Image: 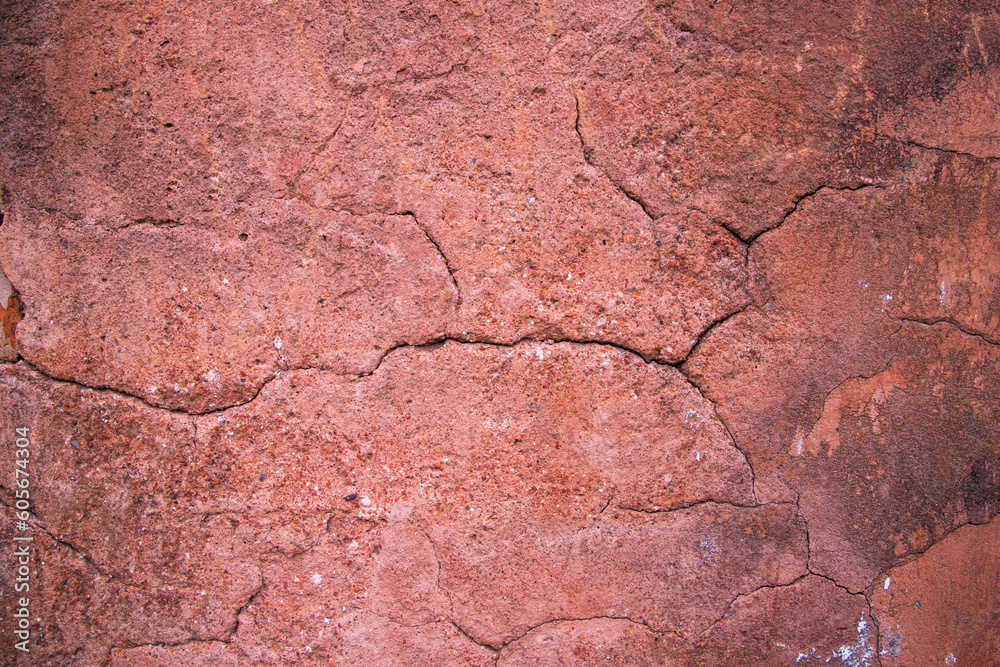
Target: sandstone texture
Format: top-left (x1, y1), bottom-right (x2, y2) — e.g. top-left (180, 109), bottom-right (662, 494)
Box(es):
top-left (1, 0), bottom-right (998, 665)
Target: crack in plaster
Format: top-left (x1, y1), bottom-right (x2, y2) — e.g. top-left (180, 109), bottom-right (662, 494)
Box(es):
top-left (14, 357), bottom-right (278, 417)
top-left (449, 619), bottom-right (502, 656)
top-left (895, 137), bottom-right (1000, 162)
top-left (747, 182), bottom-right (887, 247)
top-left (617, 498), bottom-right (790, 515)
top-left (788, 318), bottom-right (999, 594)
top-left (571, 85), bottom-right (747, 249)
top-left (29, 517), bottom-right (112, 580)
top-left (283, 111), bottom-right (349, 201)
top-left (116, 217), bottom-right (182, 230)
top-left (495, 615), bottom-right (661, 653)
top-left (400, 209), bottom-right (462, 306)
top-left (900, 316), bottom-right (1000, 346)
top-left (227, 579), bottom-right (265, 645)
top-left (699, 572), bottom-right (813, 638)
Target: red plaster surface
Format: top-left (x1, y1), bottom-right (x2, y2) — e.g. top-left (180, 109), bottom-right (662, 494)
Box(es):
top-left (1, 1), bottom-right (998, 665)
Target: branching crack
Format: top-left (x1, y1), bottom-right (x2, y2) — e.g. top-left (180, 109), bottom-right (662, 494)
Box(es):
top-left (571, 85), bottom-right (747, 250)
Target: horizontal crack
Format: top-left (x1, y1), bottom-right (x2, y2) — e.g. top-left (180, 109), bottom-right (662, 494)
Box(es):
top-left (360, 335), bottom-right (674, 381)
top-left (115, 217), bottom-right (182, 230)
top-left (105, 638), bottom-right (230, 656)
top-left (616, 498), bottom-right (793, 515)
top-left (896, 137), bottom-right (999, 162)
top-left (899, 316), bottom-right (999, 346)
top-left (14, 357), bottom-right (279, 417)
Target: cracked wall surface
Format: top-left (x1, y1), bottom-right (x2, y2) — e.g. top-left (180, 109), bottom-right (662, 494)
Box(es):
top-left (0, 0), bottom-right (998, 665)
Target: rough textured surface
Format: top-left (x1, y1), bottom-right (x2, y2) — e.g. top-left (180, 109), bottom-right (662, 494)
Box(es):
top-left (1, 0), bottom-right (998, 665)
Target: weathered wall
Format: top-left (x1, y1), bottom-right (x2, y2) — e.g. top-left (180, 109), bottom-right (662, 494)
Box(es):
top-left (1, 1), bottom-right (998, 665)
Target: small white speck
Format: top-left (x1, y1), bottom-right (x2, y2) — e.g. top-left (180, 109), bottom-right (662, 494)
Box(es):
top-left (359, 497), bottom-right (372, 507)
top-left (203, 369), bottom-right (219, 383)
top-left (311, 574), bottom-right (322, 584)
top-left (945, 654), bottom-right (956, 665)
top-left (222, 277), bottom-right (229, 285)
top-left (884, 577), bottom-right (891, 590)
top-left (696, 451), bottom-right (702, 462)
top-left (181, 286), bottom-right (188, 292)
top-left (274, 337), bottom-right (283, 350)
